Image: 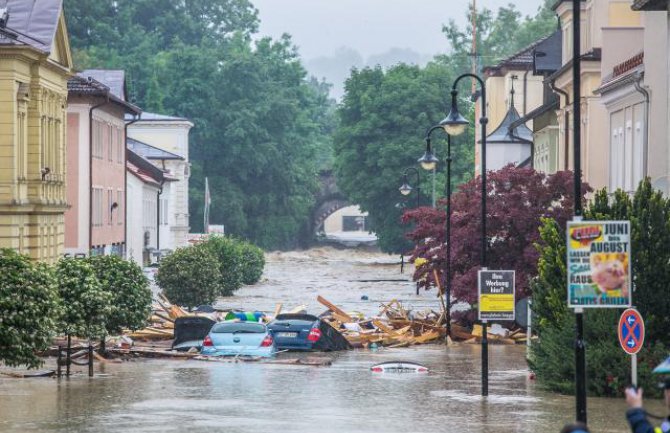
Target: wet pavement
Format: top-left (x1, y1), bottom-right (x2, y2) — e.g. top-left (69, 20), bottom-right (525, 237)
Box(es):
top-left (0, 247), bottom-right (665, 432)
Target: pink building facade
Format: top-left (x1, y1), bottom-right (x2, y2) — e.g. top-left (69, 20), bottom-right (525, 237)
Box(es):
top-left (65, 71), bottom-right (140, 257)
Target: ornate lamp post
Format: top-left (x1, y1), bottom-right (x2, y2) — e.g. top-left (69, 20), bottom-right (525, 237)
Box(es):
top-left (418, 130), bottom-right (453, 341)
top-left (435, 73), bottom-right (489, 397)
top-left (398, 167), bottom-right (421, 208)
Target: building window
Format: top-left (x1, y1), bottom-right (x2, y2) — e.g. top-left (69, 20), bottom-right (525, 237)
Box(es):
top-left (117, 128), bottom-right (124, 163)
top-left (342, 215), bottom-right (367, 232)
top-left (108, 124), bottom-right (113, 161)
top-left (108, 189), bottom-right (114, 225)
top-left (609, 104), bottom-right (645, 193)
top-left (93, 120), bottom-right (103, 159)
top-left (92, 188), bottom-right (103, 226)
top-left (117, 190), bottom-right (123, 225)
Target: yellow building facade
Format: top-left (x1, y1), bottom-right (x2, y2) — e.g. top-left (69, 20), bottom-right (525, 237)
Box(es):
top-left (0, 2), bottom-right (73, 263)
top-left (552, 0), bottom-right (641, 190)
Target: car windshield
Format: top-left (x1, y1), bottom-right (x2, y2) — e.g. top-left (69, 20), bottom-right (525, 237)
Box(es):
top-left (211, 322), bottom-right (266, 334)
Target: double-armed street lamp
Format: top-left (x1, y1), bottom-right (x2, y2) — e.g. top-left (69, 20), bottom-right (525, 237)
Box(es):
top-left (399, 167), bottom-right (421, 208)
top-left (420, 73), bottom-right (489, 396)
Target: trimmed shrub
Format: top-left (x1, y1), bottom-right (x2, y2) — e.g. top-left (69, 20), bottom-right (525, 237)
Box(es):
top-left (155, 246), bottom-right (221, 308)
top-left (87, 255), bottom-right (152, 334)
top-left (56, 258), bottom-right (112, 340)
top-left (0, 249), bottom-right (61, 368)
top-left (239, 241), bottom-right (265, 285)
top-left (201, 236), bottom-right (243, 295)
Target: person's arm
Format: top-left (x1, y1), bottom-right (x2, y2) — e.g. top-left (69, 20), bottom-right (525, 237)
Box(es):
top-left (625, 388), bottom-right (656, 433)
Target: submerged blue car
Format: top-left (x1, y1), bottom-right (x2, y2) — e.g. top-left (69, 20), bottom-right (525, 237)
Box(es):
top-left (267, 313), bottom-right (352, 352)
top-left (201, 321), bottom-right (276, 357)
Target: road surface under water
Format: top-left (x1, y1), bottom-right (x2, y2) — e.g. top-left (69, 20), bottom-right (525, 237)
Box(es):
top-left (0, 247), bottom-right (665, 432)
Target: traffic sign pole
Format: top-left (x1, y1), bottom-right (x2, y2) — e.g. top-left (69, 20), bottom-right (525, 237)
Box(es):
top-left (482, 319), bottom-right (488, 397)
top-left (618, 308), bottom-right (645, 387)
top-left (575, 306), bottom-right (587, 424)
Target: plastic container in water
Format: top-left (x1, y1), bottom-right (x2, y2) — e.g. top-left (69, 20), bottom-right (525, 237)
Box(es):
top-left (224, 311), bottom-right (265, 322)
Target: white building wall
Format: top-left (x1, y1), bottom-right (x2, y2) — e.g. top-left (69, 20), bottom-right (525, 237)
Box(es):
top-left (126, 172), bottom-right (144, 265)
top-left (158, 182), bottom-right (173, 252)
top-left (128, 119), bottom-right (192, 249)
top-left (487, 142), bottom-right (531, 171)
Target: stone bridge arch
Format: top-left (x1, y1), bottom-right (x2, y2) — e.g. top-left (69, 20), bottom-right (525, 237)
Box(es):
top-left (312, 170), bottom-right (350, 236)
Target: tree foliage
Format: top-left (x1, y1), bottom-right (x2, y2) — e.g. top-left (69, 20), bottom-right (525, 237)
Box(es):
top-left (200, 236), bottom-right (265, 295)
top-left (87, 255), bottom-right (152, 334)
top-left (238, 241), bottom-right (266, 285)
top-left (155, 246), bottom-right (222, 308)
top-left (334, 63), bottom-right (474, 253)
top-left (403, 166), bottom-right (588, 313)
top-left (529, 179), bottom-right (670, 396)
top-left (0, 250), bottom-right (61, 368)
top-left (438, 0), bottom-right (558, 74)
top-left (64, 0), bottom-right (336, 250)
top-left (56, 258), bottom-right (112, 340)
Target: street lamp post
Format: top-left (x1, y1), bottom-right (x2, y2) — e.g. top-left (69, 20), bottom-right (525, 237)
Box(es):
top-left (399, 167), bottom-right (422, 289)
top-left (441, 74), bottom-right (489, 397)
top-left (418, 130), bottom-right (453, 341)
top-left (399, 167), bottom-right (421, 208)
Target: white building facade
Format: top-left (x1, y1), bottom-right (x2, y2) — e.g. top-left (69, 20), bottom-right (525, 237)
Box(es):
top-left (127, 113), bottom-right (193, 249)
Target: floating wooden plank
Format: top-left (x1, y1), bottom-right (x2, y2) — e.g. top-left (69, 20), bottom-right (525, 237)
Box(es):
top-left (317, 296), bottom-right (353, 322)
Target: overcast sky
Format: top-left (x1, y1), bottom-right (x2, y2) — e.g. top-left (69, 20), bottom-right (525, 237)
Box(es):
top-left (253, 0), bottom-right (544, 60)
top-left (251, 0), bottom-right (545, 98)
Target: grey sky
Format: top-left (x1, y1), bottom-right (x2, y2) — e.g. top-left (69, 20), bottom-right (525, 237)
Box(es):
top-left (253, 0), bottom-right (544, 60)
top-left (252, 0), bottom-right (544, 98)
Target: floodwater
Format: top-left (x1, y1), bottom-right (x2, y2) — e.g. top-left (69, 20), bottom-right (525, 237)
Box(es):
top-left (0, 247), bottom-right (665, 433)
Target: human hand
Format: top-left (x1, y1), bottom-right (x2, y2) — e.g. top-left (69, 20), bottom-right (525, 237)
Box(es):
top-left (625, 387), bottom-right (643, 409)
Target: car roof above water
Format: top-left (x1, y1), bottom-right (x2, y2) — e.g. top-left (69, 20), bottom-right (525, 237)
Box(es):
top-left (211, 321), bottom-right (267, 333)
top-left (274, 313), bottom-right (319, 322)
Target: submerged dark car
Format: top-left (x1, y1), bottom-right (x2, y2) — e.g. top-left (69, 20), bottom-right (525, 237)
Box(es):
top-left (267, 313), bottom-right (351, 352)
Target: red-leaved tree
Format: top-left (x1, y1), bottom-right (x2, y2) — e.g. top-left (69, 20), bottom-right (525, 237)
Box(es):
top-left (402, 165), bottom-right (590, 313)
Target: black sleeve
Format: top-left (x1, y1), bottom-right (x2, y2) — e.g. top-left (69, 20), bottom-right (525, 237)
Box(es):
top-left (626, 408), bottom-right (656, 433)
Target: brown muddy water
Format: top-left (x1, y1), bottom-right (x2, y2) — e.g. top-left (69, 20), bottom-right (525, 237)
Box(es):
top-left (0, 248), bottom-right (665, 432)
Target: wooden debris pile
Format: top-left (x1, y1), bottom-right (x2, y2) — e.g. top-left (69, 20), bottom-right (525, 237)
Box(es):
top-left (123, 294), bottom-right (223, 342)
top-left (462, 324), bottom-right (530, 345)
top-left (317, 295), bottom-right (449, 348)
top-left (317, 294), bottom-right (530, 348)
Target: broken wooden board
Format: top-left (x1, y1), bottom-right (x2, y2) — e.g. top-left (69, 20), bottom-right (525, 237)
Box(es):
top-left (317, 296), bottom-right (353, 322)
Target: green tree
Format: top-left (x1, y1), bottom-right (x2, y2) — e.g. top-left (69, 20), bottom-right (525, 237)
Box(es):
top-left (530, 179), bottom-right (670, 397)
top-left (87, 255), bottom-right (152, 335)
top-left (333, 63), bottom-right (474, 253)
top-left (64, 1), bottom-right (334, 249)
top-left (56, 258), bottom-right (112, 340)
top-left (178, 36), bottom-right (331, 248)
top-left (0, 250), bottom-right (61, 368)
top-left (439, 0), bottom-right (558, 74)
top-left (155, 246), bottom-right (221, 308)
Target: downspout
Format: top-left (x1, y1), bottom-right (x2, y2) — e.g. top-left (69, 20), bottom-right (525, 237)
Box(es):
top-left (523, 68), bottom-right (531, 116)
top-left (89, 95), bottom-right (110, 254)
top-left (157, 181), bottom-right (164, 255)
top-left (633, 73), bottom-right (650, 179)
top-left (550, 79), bottom-right (570, 170)
top-left (124, 114), bottom-right (141, 258)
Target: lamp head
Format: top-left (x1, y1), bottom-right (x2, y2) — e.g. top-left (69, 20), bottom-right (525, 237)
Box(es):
top-left (418, 138), bottom-right (439, 171)
top-left (399, 181), bottom-right (412, 196)
top-left (440, 89), bottom-right (469, 136)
